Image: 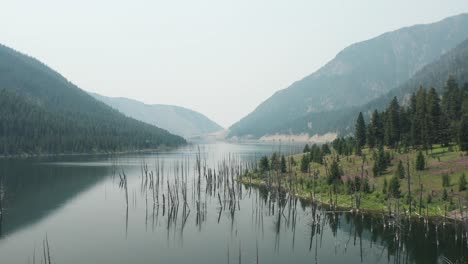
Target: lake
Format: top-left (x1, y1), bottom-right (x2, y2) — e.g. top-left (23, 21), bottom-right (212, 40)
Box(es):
top-left (0, 142), bottom-right (466, 264)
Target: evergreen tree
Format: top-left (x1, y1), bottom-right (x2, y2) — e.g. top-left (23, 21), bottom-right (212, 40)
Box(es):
top-left (382, 178), bottom-right (388, 195)
top-left (310, 144), bottom-right (323, 164)
top-left (271, 152), bottom-right (279, 171)
top-left (416, 151), bottom-right (425, 171)
top-left (259, 156), bottom-right (269, 173)
top-left (395, 160), bottom-right (405, 179)
top-left (300, 154), bottom-right (310, 173)
top-left (442, 174), bottom-right (450, 187)
top-left (321, 143), bottom-right (331, 155)
top-left (328, 159), bottom-right (343, 185)
top-left (398, 108), bottom-right (411, 148)
top-left (355, 112), bottom-right (366, 151)
top-left (375, 110), bottom-right (385, 146)
top-left (373, 146), bottom-right (389, 176)
top-left (442, 76), bottom-right (462, 122)
top-left (442, 188), bottom-right (448, 201)
top-left (442, 76), bottom-right (463, 142)
top-left (459, 101), bottom-right (468, 151)
top-left (459, 115), bottom-right (468, 152)
top-left (303, 144), bottom-right (310, 153)
top-left (280, 155), bottom-right (287, 173)
top-left (439, 110), bottom-right (451, 147)
top-left (388, 176), bottom-right (401, 198)
top-left (363, 177), bottom-right (371, 193)
top-left (427, 87), bottom-right (441, 147)
top-left (414, 87), bottom-right (429, 149)
top-left (384, 97), bottom-right (401, 147)
top-left (458, 173), bottom-right (467, 192)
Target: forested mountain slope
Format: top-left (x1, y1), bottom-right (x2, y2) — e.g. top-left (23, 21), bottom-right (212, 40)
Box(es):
top-left (0, 44), bottom-right (185, 155)
top-left (278, 37), bottom-right (468, 138)
top-left (229, 13), bottom-right (468, 139)
top-left (91, 93), bottom-right (223, 139)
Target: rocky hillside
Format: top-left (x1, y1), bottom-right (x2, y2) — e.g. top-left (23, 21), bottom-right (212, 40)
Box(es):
top-left (229, 13), bottom-right (468, 139)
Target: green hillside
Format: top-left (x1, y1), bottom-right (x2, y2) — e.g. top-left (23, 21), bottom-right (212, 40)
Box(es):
top-left (0, 44), bottom-right (185, 156)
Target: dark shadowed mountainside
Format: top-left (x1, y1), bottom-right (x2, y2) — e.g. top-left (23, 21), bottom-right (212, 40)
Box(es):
top-left (0, 44), bottom-right (185, 155)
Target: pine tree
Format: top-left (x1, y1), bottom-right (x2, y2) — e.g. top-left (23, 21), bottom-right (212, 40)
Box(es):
top-left (439, 110), bottom-right (451, 147)
top-left (442, 188), bottom-right (448, 201)
top-left (328, 160), bottom-right (342, 185)
top-left (355, 112), bottom-right (366, 152)
top-left (363, 177), bottom-right (371, 193)
top-left (321, 143), bottom-right (331, 155)
top-left (280, 155), bottom-right (287, 173)
top-left (427, 87), bottom-right (441, 147)
top-left (300, 154), bottom-right (310, 173)
top-left (442, 174), bottom-right (450, 187)
top-left (384, 97), bottom-right (401, 147)
top-left (416, 151), bottom-right (425, 171)
top-left (414, 87), bottom-right (429, 149)
top-left (388, 176), bottom-right (401, 198)
top-left (303, 144), bottom-right (310, 153)
top-left (459, 101), bottom-right (468, 151)
top-left (382, 178), bottom-right (388, 195)
top-left (442, 76), bottom-right (463, 142)
top-left (271, 152), bottom-right (279, 172)
top-left (395, 160), bottom-right (405, 179)
top-left (460, 115), bottom-right (468, 152)
top-left (442, 76), bottom-right (462, 121)
top-left (259, 156), bottom-right (269, 173)
top-left (458, 173), bottom-right (467, 192)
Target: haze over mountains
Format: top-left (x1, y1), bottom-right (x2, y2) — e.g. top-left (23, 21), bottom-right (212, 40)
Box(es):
top-left (2, 12), bottom-right (468, 156)
top-left (228, 13), bottom-right (468, 140)
top-left (269, 37), bottom-right (468, 138)
top-left (0, 44), bottom-right (185, 155)
top-left (91, 93), bottom-right (223, 139)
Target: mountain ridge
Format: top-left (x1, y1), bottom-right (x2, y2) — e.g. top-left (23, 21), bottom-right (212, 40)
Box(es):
top-left (90, 93), bottom-right (223, 139)
top-left (228, 13), bottom-right (468, 139)
top-left (0, 43), bottom-right (185, 155)
top-left (272, 36), bottom-right (468, 139)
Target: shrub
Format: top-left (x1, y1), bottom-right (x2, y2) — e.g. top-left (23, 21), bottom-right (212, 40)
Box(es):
top-left (426, 194), bottom-right (432, 204)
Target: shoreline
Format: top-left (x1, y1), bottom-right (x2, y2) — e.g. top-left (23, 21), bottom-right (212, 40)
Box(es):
top-left (239, 177), bottom-right (464, 222)
top-left (0, 144), bottom-right (188, 160)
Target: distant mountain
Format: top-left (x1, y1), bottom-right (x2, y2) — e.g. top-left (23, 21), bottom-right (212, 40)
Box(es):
top-left (0, 44), bottom-right (185, 155)
top-left (229, 13), bottom-right (468, 139)
top-left (277, 36), bottom-right (468, 138)
top-left (90, 93), bottom-right (223, 139)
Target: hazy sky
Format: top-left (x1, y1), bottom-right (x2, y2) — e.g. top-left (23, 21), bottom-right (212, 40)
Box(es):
top-left (1, 1), bottom-right (468, 127)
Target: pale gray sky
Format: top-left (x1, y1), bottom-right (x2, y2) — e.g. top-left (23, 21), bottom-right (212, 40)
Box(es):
top-left (1, 1), bottom-right (468, 127)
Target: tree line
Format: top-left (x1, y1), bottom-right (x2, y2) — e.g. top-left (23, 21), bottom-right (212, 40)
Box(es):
top-left (354, 76), bottom-right (468, 153)
top-left (0, 89), bottom-right (185, 156)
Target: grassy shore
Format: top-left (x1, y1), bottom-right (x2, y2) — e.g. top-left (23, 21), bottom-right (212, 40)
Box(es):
top-left (240, 145), bottom-right (468, 220)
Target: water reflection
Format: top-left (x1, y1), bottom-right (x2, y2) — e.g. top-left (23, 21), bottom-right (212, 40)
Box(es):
top-left (0, 159), bottom-right (108, 238)
top-left (0, 143), bottom-right (466, 264)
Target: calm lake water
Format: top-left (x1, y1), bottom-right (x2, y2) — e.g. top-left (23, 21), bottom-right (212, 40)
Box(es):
top-left (0, 142), bottom-right (466, 264)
